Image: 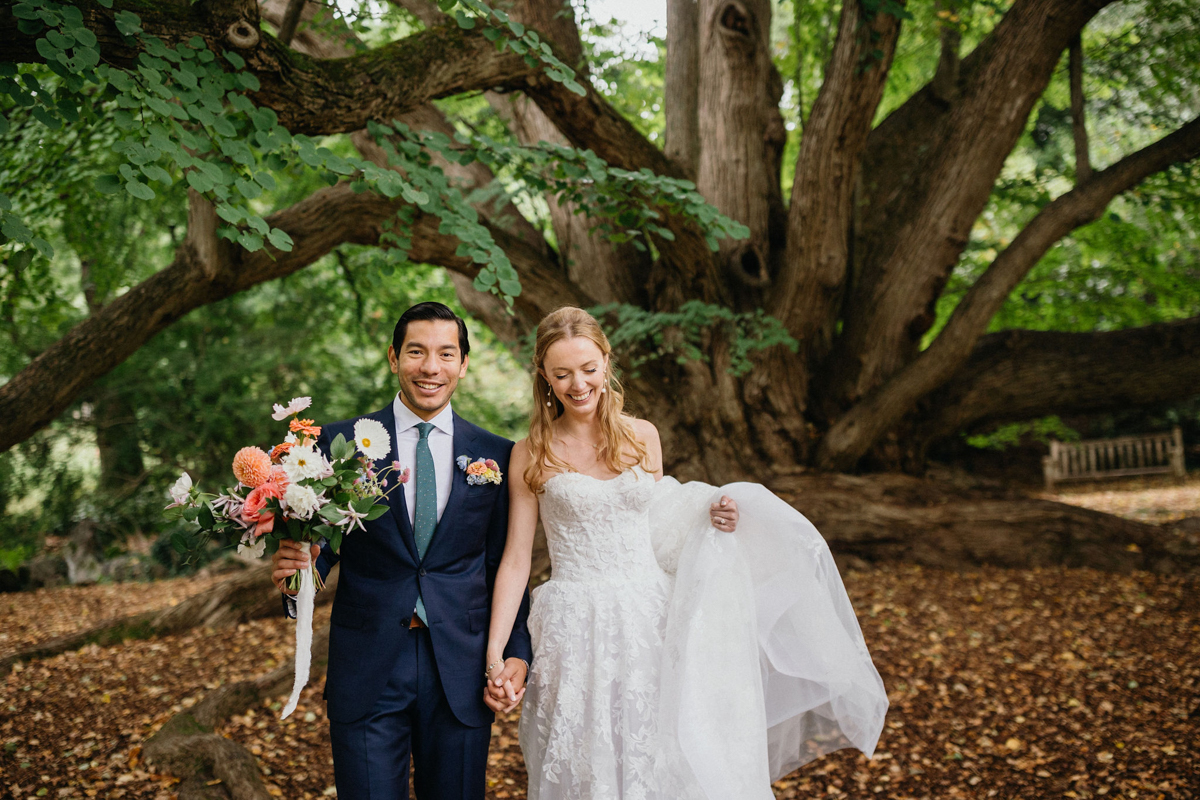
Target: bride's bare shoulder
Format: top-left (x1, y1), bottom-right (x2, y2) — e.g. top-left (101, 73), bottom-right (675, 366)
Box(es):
top-left (627, 418), bottom-right (664, 476)
top-left (628, 417), bottom-right (660, 444)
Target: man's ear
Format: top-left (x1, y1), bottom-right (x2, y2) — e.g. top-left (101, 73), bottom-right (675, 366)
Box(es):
top-left (458, 354), bottom-right (470, 379)
top-left (387, 344), bottom-right (399, 375)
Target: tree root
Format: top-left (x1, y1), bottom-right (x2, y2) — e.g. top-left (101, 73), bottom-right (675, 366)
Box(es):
top-left (142, 624), bottom-right (332, 799)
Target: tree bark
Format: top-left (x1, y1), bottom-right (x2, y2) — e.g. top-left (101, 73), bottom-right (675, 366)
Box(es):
top-left (0, 0), bottom-right (543, 136)
top-left (773, 0), bottom-right (904, 368)
top-left (826, 0), bottom-right (1115, 411)
top-left (817, 116), bottom-right (1200, 470)
top-left (695, 0), bottom-right (787, 299)
top-left (1069, 34), bottom-right (1092, 183)
top-left (913, 316), bottom-right (1200, 451)
top-left (664, 0), bottom-right (700, 178)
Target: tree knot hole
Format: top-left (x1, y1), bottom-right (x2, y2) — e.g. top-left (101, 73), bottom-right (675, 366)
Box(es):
top-left (728, 243), bottom-right (770, 288)
top-left (716, 2), bottom-right (753, 40)
top-left (226, 20), bottom-right (260, 49)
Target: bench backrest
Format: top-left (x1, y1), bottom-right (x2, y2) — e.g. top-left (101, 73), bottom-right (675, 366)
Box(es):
top-left (1044, 427), bottom-right (1184, 487)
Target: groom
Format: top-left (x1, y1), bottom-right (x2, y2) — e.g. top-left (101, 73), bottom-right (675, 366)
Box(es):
top-left (272, 301), bottom-right (532, 798)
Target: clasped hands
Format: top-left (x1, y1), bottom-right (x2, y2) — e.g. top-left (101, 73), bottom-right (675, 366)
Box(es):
top-left (483, 657), bottom-right (527, 714)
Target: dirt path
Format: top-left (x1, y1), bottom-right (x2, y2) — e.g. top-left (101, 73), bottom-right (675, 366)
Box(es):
top-left (2, 564), bottom-right (1197, 799)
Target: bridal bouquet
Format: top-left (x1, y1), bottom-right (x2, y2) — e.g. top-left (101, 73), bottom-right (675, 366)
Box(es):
top-left (164, 396), bottom-right (399, 718)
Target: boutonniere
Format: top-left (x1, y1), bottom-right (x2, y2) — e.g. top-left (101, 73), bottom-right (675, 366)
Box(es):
top-left (456, 454), bottom-right (503, 486)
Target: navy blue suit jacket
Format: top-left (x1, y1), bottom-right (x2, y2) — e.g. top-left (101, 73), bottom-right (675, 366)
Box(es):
top-left (308, 403), bottom-right (533, 726)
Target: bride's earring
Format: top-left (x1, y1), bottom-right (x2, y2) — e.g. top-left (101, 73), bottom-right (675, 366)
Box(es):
top-left (546, 385), bottom-right (553, 407)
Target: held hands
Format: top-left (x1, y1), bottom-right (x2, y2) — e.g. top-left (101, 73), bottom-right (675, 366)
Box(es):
top-left (709, 496), bottom-right (739, 532)
top-left (483, 657), bottom-right (528, 714)
top-left (271, 539), bottom-right (321, 595)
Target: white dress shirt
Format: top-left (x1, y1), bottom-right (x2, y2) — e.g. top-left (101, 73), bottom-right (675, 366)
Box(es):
top-left (392, 394), bottom-right (455, 527)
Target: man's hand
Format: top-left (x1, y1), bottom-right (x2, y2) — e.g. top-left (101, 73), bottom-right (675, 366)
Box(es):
top-left (483, 658), bottom-right (527, 714)
top-left (272, 539), bottom-right (320, 595)
top-left (710, 496), bottom-right (739, 532)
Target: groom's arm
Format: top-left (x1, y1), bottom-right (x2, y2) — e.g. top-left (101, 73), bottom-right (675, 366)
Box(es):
top-left (487, 442), bottom-right (533, 665)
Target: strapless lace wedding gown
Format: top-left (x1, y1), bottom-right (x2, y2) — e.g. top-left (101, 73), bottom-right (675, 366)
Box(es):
top-left (519, 468), bottom-right (888, 800)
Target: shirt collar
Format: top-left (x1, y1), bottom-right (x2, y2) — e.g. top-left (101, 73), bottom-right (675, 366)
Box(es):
top-left (392, 393), bottom-right (454, 436)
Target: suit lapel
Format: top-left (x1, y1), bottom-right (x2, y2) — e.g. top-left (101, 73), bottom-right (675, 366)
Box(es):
top-left (367, 402), bottom-right (419, 562)
top-left (428, 413), bottom-right (479, 555)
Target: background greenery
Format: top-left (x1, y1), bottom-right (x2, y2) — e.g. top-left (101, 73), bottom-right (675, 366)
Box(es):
top-left (1, 0), bottom-right (1198, 571)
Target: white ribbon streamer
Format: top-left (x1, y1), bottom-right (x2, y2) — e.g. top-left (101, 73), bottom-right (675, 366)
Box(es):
top-left (280, 566), bottom-right (315, 719)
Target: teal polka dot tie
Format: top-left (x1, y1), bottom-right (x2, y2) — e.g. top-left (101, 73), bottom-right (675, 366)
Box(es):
top-left (413, 422), bottom-right (436, 625)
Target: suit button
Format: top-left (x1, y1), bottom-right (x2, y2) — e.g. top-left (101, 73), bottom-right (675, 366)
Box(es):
top-left (419, 569), bottom-right (427, 576)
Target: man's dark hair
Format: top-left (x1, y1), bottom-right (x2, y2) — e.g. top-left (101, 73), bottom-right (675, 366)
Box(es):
top-left (392, 302), bottom-right (471, 359)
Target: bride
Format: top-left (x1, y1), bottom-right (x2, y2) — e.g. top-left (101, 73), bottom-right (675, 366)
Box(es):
top-left (484, 307), bottom-right (888, 800)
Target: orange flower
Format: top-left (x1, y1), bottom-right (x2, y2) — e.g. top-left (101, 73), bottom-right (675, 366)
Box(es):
top-left (270, 441), bottom-right (296, 463)
top-left (466, 461), bottom-right (488, 476)
top-left (270, 465), bottom-right (290, 491)
top-left (289, 418), bottom-right (321, 438)
top-left (232, 446), bottom-right (273, 488)
top-left (242, 481), bottom-right (284, 538)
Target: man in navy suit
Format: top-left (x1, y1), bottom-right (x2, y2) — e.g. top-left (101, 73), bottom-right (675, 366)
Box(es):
top-left (272, 302), bottom-right (532, 799)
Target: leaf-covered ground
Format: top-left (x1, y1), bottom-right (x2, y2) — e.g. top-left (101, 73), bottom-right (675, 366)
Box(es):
top-left (3, 561), bottom-right (1196, 799)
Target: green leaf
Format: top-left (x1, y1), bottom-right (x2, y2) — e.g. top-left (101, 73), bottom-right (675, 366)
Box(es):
top-left (330, 433), bottom-right (351, 460)
top-left (32, 237), bottom-right (53, 258)
top-left (318, 504), bottom-right (343, 522)
top-left (113, 10), bottom-right (142, 37)
top-left (365, 504), bottom-right (388, 521)
top-left (171, 532), bottom-right (189, 554)
top-left (267, 227), bottom-right (293, 251)
top-left (237, 72), bottom-right (261, 91)
top-left (124, 180), bottom-right (156, 201)
top-left (224, 50), bottom-right (246, 69)
top-left (237, 231), bottom-right (264, 251)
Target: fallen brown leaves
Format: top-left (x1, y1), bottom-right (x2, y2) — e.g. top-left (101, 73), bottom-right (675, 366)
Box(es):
top-left (2, 565), bottom-right (1197, 799)
top-left (0, 575), bottom-right (227, 655)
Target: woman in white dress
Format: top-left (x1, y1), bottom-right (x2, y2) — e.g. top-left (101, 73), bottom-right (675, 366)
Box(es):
top-left (484, 307), bottom-right (888, 800)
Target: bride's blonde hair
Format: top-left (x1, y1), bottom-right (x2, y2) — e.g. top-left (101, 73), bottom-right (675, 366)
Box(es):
top-left (525, 307), bottom-right (650, 493)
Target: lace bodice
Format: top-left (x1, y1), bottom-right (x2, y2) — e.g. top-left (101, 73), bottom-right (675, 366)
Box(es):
top-left (539, 467), bottom-right (662, 584)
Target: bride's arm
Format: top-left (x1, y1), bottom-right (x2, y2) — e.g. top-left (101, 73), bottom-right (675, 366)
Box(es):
top-left (485, 440), bottom-right (538, 708)
top-left (633, 418), bottom-right (738, 531)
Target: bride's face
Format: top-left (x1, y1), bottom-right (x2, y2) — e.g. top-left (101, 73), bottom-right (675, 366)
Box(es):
top-left (543, 336), bottom-right (607, 419)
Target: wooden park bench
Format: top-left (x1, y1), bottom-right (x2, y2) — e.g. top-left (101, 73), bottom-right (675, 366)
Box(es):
top-left (1043, 427), bottom-right (1185, 490)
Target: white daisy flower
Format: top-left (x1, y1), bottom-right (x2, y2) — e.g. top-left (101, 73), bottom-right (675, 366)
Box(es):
top-left (271, 396), bottom-right (312, 421)
top-left (282, 444), bottom-right (325, 482)
top-left (284, 483), bottom-right (322, 520)
top-left (354, 418), bottom-right (391, 461)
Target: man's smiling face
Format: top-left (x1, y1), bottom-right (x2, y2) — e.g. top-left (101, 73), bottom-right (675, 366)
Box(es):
top-left (388, 319), bottom-right (469, 420)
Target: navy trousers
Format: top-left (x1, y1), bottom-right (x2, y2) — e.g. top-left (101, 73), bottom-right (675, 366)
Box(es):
top-left (329, 625), bottom-right (491, 799)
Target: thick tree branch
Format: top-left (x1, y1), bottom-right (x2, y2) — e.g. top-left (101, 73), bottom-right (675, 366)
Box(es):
top-left (1069, 34), bottom-right (1092, 182)
top-left (815, 116), bottom-right (1200, 470)
top-left (915, 316), bottom-right (1200, 448)
top-left (520, 76), bottom-right (685, 180)
top-left (772, 2), bottom-right (904, 352)
top-left (827, 0), bottom-right (1115, 408)
top-left (0, 0), bottom-right (540, 136)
